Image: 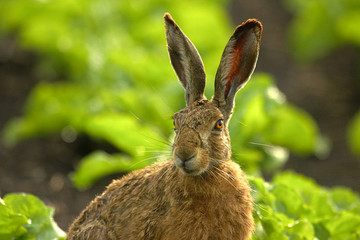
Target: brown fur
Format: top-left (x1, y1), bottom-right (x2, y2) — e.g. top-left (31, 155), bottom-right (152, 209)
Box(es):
top-left (67, 13), bottom-right (262, 240)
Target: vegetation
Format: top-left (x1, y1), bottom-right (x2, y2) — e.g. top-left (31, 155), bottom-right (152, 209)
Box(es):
top-left (2, 174), bottom-right (359, 240)
top-left (251, 172), bottom-right (360, 239)
top-left (283, 0), bottom-right (360, 156)
top-left (0, 0), bottom-right (359, 239)
top-left (0, 0), bottom-right (325, 188)
top-left (0, 193), bottom-right (66, 240)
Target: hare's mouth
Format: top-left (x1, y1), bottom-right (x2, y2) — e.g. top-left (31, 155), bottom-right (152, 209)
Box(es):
top-left (173, 155), bottom-right (207, 176)
top-left (182, 168), bottom-right (196, 175)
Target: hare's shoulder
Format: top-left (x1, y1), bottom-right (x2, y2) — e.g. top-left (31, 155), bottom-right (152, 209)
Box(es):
top-left (67, 160), bottom-right (173, 239)
top-left (102, 159), bottom-right (173, 199)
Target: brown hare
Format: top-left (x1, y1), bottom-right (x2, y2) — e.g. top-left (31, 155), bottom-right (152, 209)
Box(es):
top-left (67, 13), bottom-right (262, 240)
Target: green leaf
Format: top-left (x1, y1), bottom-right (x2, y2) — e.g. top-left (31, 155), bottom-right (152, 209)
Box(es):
top-left (71, 151), bottom-right (159, 189)
top-left (271, 184), bottom-right (306, 218)
top-left (4, 194), bottom-right (52, 234)
top-left (266, 105), bottom-right (319, 154)
top-left (272, 171), bottom-right (319, 195)
top-left (273, 172), bottom-right (336, 220)
top-left (2, 83), bottom-right (90, 146)
top-left (1, 193), bottom-right (66, 240)
top-left (0, 198), bottom-right (28, 239)
top-left (323, 211), bottom-right (360, 239)
top-left (84, 113), bottom-right (166, 157)
top-left (251, 172), bottom-right (360, 239)
top-left (249, 176), bottom-right (275, 207)
top-left (331, 187), bottom-right (360, 213)
top-left (314, 223), bottom-right (331, 240)
top-left (285, 219), bottom-right (315, 240)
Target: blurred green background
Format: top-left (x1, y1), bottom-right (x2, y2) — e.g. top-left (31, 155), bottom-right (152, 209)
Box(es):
top-left (0, 0), bottom-right (359, 238)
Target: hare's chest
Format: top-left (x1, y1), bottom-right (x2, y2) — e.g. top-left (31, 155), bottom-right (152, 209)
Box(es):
top-left (158, 195), bottom-right (246, 240)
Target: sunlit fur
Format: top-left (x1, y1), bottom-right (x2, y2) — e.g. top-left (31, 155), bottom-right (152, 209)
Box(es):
top-left (68, 13), bottom-right (261, 240)
top-left (67, 99), bottom-right (254, 240)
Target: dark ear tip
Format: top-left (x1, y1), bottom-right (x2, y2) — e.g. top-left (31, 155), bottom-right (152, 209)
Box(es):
top-left (245, 19), bottom-right (263, 30)
top-left (164, 13), bottom-right (175, 26)
top-left (235, 19), bottom-right (263, 38)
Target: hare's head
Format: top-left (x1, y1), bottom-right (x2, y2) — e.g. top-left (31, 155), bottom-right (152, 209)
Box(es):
top-left (164, 13), bottom-right (262, 176)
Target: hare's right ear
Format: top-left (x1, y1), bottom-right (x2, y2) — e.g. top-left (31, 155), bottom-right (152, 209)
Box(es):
top-left (164, 13), bottom-right (206, 106)
top-left (213, 19), bottom-right (262, 122)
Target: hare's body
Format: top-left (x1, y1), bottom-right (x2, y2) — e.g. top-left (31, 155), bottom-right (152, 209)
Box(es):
top-left (68, 159), bottom-right (253, 239)
top-left (68, 13), bottom-right (262, 240)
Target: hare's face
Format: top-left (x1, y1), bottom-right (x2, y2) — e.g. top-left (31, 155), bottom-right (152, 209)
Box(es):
top-left (172, 100), bottom-right (231, 176)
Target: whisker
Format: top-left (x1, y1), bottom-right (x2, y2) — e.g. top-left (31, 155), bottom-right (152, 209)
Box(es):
top-left (216, 166), bottom-right (236, 181)
top-left (252, 202), bottom-right (272, 215)
top-left (158, 164), bottom-right (171, 181)
top-left (212, 143), bottom-right (231, 151)
top-left (231, 118), bottom-right (248, 127)
top-left (212, 166), bottom-right (271, 215)
top-left (137, 133), bottom-right (173, 148)
top-left (129, 111), bottom-right (141, 121)
top-left (144, 154), bottom-right (171, 162)
top-left (213, 166), bottom-right (240, 193)
top-left (146, 85), bottom-right (174, 115)
top-left (248, 141), bottom-right (277, 148)
top-left (128, 156), bottom-right (162, 169)
top-left (210, 157), bottom-right (229, 165)
top-left (209, 170), bottom-right (220, 185)
top-left (141, 150), bottom-right (172, 154)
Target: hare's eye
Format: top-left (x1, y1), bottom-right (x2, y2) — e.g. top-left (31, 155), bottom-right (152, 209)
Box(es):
top-left (214, 119), bottom-right (224, 131)
top-left (172, 119), bottom-right (177, 131)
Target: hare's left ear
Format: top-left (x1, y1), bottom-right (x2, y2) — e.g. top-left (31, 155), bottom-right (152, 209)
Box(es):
top-left (164, 13), bottom-right (206, 106)
top-left (213, 19), bottom-right (262, 121)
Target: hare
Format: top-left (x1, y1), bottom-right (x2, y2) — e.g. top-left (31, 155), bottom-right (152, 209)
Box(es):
top-left (67, 13), bottom-right (262, 240)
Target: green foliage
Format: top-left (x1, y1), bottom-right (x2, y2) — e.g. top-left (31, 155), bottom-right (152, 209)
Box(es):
top-left (0, 0), bottom-right (327, 187)
top-left (251, 171), bottom-right (360, 239)
top-left (0, 193), bottom-right (66, 240)
top-left (282, 0), bottom-right (360, 156)
top-left (0, 0), bottom-right (230, 84)
top-left (348, 111), bottom-right (360, 156)
top-left (282, 0), bottom-right (360, 62)
top-left (0, 0), bottom-right (229, 186)
top-left (3, 176), bottom-right (359, 240)
top-left (230, 74), bottom-right (327, 173)
top-left (72, 113), bottom-right (168, 189)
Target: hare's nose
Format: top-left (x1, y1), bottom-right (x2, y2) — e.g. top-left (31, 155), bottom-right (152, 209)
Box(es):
top-left (175, 149), bottom-right (195, 164)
